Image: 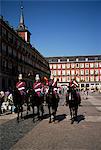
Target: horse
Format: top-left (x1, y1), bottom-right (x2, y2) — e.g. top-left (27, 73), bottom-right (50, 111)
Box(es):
top-left (13, 88), bottom-right (28, 123)
top-left (46, 87), bottom-right (59, 123)
top-left (66, 87), bottom-right (79, 124)
top-left (27, 88), bottom-right (44, 122)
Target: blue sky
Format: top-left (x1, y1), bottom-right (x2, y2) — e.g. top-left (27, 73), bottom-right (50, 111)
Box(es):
top-left (1, 0), bottom-right (101, 57)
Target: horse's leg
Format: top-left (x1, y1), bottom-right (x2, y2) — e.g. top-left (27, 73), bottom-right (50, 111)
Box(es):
top-left (70, 108), bottom-right (72, 119)
top-left (40, 104), bottom-right (44, 120)
top-left (70, 107), bottom-right (74, 124)
top-left (21, 105), bottom-right (23, 119)
top-left (74, 106), bottom-right (78, 122)
top-left (26, 100), bottom-right (28, 115)
top-left (32, 104), bottom-right (35, 122)
top-left (53, 110), bottom-right (56, 122)
top-left (48, 105), bottom-right (51, 123)
top-left (52, 107), bottom-right (56, 122)
top-left (17, 105), bottom-right (19, 123)
top-left (37, 105), bottom-right (40, 120)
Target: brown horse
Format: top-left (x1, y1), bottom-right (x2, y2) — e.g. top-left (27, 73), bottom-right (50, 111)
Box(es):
top-left (66, 88), bottom-right (79, 124)
top-left (46, 87), bottom-right (59, 123)
top-left (13, 88), bottom-right (28, 123)
top-left (27, 89), bottom-right (44, 122)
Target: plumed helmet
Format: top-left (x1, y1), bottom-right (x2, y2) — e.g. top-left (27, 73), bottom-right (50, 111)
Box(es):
top-left (18, 74), bottom-right (22, 80)
top-left (35, 74), bottom-right (40, 81)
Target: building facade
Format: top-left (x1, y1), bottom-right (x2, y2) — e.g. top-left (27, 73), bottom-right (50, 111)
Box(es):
top-left (0, 7), bottom-right (50, 90)
top-left (46, 55), bottom-right (101, 90)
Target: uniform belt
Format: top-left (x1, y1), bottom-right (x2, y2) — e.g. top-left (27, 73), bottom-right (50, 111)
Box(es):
top-left (35, 88), bottom-right (41, 92)
top-left (18, 87), bottom-right (25, 91)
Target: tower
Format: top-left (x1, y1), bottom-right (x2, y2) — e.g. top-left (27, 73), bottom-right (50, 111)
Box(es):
top-left (16, 2), bottom-right (31, 43)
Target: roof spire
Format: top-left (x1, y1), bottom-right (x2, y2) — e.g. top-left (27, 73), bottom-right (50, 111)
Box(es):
top-left (18, 1), bottom-right (25, 29)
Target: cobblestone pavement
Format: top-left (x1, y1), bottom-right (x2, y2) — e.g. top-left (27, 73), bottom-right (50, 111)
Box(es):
top-left (0, 92), bottom-right (101, 150)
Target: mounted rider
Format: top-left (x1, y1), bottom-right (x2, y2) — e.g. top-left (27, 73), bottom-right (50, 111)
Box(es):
top-left (16, 74), bottom-right (26, 96)
top-left (33, 74), bottom-right (44, 97)
top-left (52, 78), bottom-right (59, 94)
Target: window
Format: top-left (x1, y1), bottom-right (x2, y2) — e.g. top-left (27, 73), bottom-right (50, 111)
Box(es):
top-left (90, 76), bottom-right (94, 82)
top-left (62, 70), bottom-right (65, 75)
top-left (85, 58), bottom-right (88, 61)
top-left (85, 76), bottom-right (89, 82)
top-left (18, 65), bottom-right (21, 72)
top-left (95, 63), bottom-right (98, 68)
top-left (76, 63), bottom-right (79, 68)
top-left (67, 64), bottom-right (70, 68)
top-left (81, 76), bottom-right (84, 81)
top-left (76, 58), bottom-right (78, 62)
top-left (22, 54), bottom-right (24, 61)
top-left (53, 64), bottom-right (56, 69)
top-left (62, 77), bottom-right (66, 82)
top-left (58, 59), bottom-right (60, 62)
top-left (62, 64), bottom-right (65, 69)
top-left (85, 63), bottom-right (89, 68)
top-left (2, 27), bottom-right (6, 36)
top-left (90, 70), bottom-right (94, 75)
top-left (8, 32), bottom-right (13, 42)
top-left (76, 77), bottom-right (80, 82)
top-left (58, 64), bottom-right (61, 69)
top-left (76, 70), bottom-right (79, 75)
top-left (71, 63), bottom-right (75, 68)
top-left (99, 63), bottom-right (101, 67)
top-left (90, 63), bottom-right (94, 68)
top-left (2, 42), bottom-right (6, 52)
top-left (95, 70), bottom-right (99, 75)
top-left (67, 70), bottom-right (70, 75)
top-left (81, 84), bottom-right (84, 87)
top-left (58, 70), bottom-right (61, 75)
top-left (49, 64), bottom-right (52, 69)
top-left (58, 77), bottom-right (61, 82)
top-left (8, 46), bottom-right (12, 55)
top-left (80, 70), bottom-right (84, 75)
top-left (8, 61), bottom-right (12, 69)
top-left (0, 27), bottom-right (2, 37)
top-left (18, 52), bottom-right (21, 59)
top-left (53, 70), bottom-right (56, 76)
top-left (67, 77), bottom-right (70, 82)
top-left (95, 76), bottom-right (99, 81)
top-left (85, 70), bottom-right (89, 75)
top-left (71, 70), bottom-right (75, 75)
top-left (2, 60), bottom-right (7, 68)
top-left (13, 49), bottom-right (17, 57)
top-left (80, 63), bottom-right (84, 68)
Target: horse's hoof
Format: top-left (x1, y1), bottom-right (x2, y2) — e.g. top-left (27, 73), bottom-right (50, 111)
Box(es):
top-left (71, 119), bottom-right (74, 124)
top-left (71, 121), bottom-right (73, 124)
top-left (17, 118), bottom-right (19, 123)
top-left (49, 120), bottom-right (51, 123)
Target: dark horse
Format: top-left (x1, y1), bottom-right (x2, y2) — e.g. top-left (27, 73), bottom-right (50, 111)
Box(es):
top-left (66, 87), bottom-right (80, 124)
top-left (27, 89), bottom-right (44, 122)
top-left (46, 87), bottom-right (59, 123)
top-left (13, 88), bottom-right (28, 123)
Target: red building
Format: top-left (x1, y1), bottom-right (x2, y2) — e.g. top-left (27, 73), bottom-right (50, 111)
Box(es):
top-left (46, 56), bottom-right (101, 90)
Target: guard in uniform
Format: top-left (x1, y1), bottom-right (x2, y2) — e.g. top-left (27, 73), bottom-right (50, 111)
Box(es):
top-left (33, 74), bottom-right (44, 97)
top-left (16, 74), bottom-right (26, 96)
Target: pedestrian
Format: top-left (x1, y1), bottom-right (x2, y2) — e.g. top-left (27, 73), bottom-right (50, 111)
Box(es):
top-left (0, 91), bottom-right (5, 115)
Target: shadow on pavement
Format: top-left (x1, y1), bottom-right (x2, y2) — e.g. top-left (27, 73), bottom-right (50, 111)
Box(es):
top-left (55, 114), bottom-right (67, 122)
top-left (76, 114), bottom-right (85, 123)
